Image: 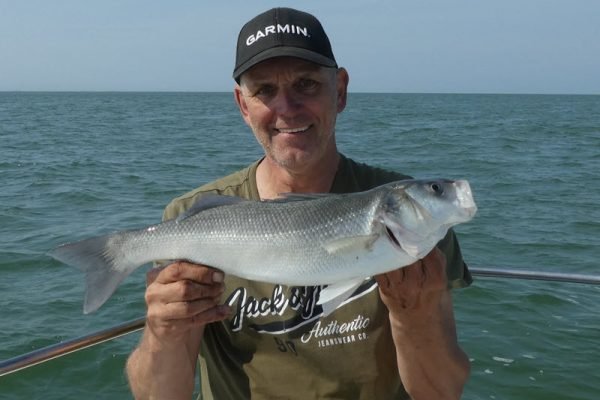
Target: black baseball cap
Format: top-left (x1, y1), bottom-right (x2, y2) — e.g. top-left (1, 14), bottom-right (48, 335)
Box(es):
top-left (233, 7), bottom-right (338, 82)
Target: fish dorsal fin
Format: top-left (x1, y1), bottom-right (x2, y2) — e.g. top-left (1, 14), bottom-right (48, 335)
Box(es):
top-left (177, 194), bottom-right (247, 221)
top-left (318, 278), bottom-right (366, 316)
top-left (269, 192), bottom-right (335, 203)
top-left (322, 234), bottom-right (379, 255)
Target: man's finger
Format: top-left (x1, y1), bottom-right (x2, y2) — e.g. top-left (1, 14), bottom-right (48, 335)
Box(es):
top-left (421, 248), bottom-right (447, 289)
top-left (154, 261), bottom-right (224, 285)
top-left (146, 265), bottom-right (166, 286)
top-left (169, 279), bottom-right (225, 303)
top-left (159, 296), bottom-right (224, 320)
top-left (403, 260), bottom-right (425, 288)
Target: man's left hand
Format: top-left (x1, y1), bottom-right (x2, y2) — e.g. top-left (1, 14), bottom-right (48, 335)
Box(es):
top-left (375, 247), bottom-right (447, 326)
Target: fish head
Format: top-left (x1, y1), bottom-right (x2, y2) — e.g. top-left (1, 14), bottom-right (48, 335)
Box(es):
top-left (379, 179), bottom-right (477, 258)
top-left (404, 179), bottom-right (477, 223)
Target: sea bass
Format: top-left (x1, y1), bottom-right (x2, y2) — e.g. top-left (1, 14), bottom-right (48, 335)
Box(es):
top-left (49, 179), bottom-right (477, 314)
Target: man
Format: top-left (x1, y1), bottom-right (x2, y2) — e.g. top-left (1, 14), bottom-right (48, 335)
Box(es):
top-left (126, 7), bottom-right (471, 400)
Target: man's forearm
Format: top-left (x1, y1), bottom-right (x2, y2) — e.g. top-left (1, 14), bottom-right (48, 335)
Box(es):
top-left (389, 291), bottom-right (470, 400)
top-left (126, 326), bottom-right (203, 400)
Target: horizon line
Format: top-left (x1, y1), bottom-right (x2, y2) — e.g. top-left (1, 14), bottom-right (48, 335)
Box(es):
top-left (1, 90), bottom-right (599, 96)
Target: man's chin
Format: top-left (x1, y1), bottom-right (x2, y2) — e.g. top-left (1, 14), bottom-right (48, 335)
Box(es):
top-left (270, 150), bottom-right (316, 171)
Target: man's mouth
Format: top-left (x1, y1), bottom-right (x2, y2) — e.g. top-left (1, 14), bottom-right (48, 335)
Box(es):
top-left (275, 125), bottom-right (311, 134)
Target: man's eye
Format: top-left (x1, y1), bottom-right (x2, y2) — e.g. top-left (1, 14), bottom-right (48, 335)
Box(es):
top-left (255, 85), bottom-right (276, 97)
top-left (296, 79), bottom-right (319, 92)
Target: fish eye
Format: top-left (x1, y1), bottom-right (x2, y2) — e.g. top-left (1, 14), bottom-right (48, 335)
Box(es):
top-left (430, 182), bottom-right (444, 195)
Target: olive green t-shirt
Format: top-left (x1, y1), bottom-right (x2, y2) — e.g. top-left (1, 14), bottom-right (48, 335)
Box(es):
top-left (163, 154), bottom-right (472, 400)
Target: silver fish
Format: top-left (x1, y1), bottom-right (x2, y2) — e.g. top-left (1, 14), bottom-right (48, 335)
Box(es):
top-left (49, 179), bottom-right (477, 314)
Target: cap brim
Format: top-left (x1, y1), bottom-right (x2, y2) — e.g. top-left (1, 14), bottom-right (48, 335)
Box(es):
top-left (233, 46), bottom-right (338, 82)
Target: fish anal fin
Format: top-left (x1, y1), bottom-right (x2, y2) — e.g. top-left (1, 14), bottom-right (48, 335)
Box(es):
top-left (318, 278), bottom-right (365, 316)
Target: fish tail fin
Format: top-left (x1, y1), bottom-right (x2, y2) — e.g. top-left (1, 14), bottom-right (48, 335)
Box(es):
top-left (48, 232), bottom-right (139, 314)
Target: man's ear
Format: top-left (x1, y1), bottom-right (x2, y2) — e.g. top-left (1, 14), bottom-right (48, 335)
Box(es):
top-left (336, 68), bottom-right (350, 113)
top-left (234, 84), bottom-right (252, 126)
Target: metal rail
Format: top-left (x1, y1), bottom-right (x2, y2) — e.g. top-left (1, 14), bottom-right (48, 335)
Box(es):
top-left (0, 317), bottom-right (145, 377)
top-left (1, 267), bottom-right (599, 378)
top-left (469, 267), bottom-right (600, 285)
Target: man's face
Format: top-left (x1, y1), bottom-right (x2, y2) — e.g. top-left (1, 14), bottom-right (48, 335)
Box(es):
top-left (235, 57), bottom-right (348, 172)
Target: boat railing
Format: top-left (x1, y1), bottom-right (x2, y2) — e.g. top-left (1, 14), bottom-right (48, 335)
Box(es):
top-left (1, 266), bottom-right (599, 377)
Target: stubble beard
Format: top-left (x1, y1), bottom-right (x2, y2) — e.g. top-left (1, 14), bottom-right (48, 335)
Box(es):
top-left (259, 129), bottom-right (337, 173)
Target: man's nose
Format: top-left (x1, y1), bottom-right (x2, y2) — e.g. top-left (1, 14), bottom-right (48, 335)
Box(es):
top-left (270, 88), bottom-right (301, 115)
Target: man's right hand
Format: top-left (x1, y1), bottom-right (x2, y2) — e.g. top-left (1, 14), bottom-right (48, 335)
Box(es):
top-left (144, 260), bottom-right (231, 346)
top-left (126, 261), bottom-right (230, 399)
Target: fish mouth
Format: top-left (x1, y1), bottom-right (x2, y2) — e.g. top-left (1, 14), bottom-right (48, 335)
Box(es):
top-left (454, 180), bottom-right (478, 218)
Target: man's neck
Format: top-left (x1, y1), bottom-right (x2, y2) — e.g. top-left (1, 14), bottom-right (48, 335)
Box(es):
top-left (256, 152), bottom-right (341, 199)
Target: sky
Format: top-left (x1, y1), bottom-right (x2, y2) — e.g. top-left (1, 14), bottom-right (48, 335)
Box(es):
top-left (1, 0), bottom-right (599, 94)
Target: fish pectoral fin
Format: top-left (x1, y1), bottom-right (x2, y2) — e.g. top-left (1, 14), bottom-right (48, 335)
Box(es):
top-left (318, 278), bottom-right (365, 316)
top-left (322, 234), bottom-right (379, 255)
top-left (176, 194), bottom-right (247, 221)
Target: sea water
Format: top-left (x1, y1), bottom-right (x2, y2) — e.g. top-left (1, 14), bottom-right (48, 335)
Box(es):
top-left (1, 92), bottom-right (598, 399)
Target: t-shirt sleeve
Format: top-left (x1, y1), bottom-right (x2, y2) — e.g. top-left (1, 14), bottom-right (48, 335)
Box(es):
top-left (437, 228), bottom-right (473, 288)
